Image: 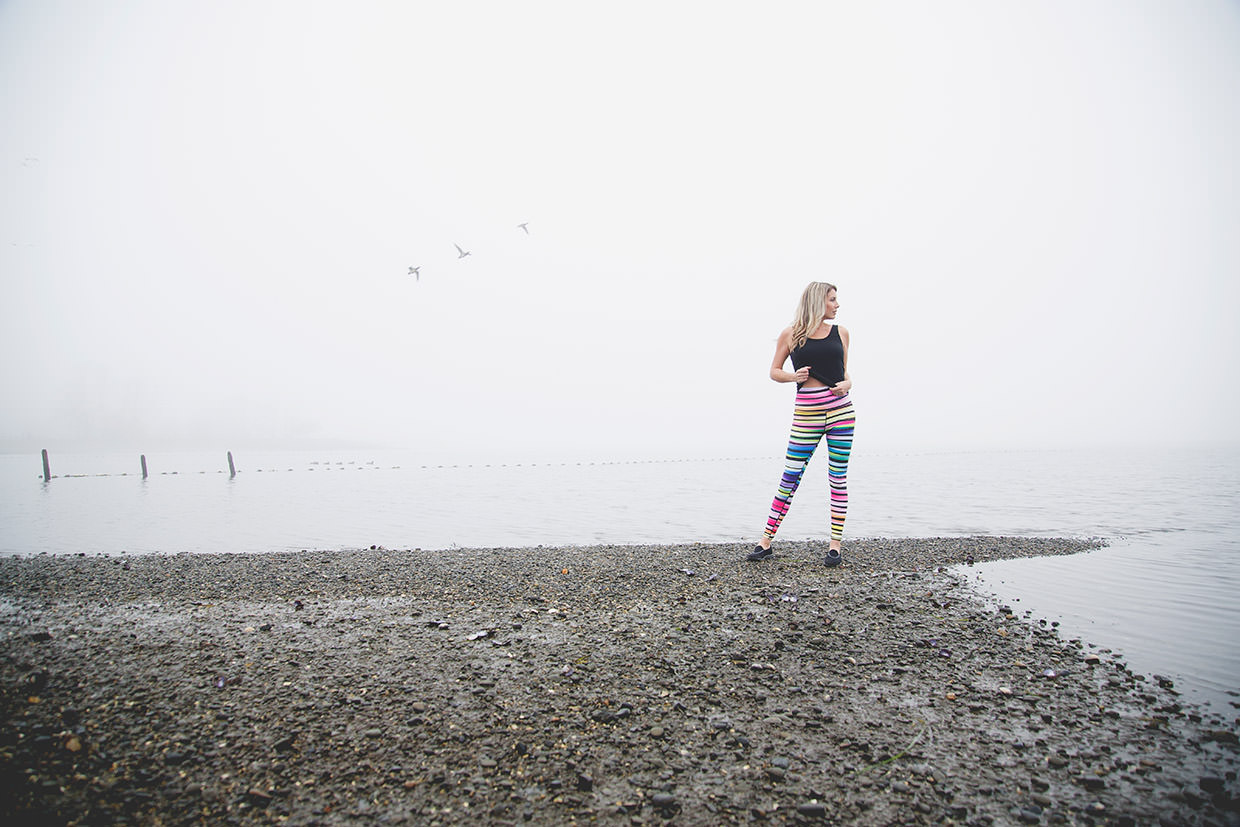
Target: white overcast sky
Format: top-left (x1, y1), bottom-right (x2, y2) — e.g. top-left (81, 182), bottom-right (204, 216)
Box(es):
top-left (2, 0), bottom-right (1238, 458)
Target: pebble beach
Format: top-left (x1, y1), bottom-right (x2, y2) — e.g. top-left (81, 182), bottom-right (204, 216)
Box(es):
top-left (2, 538), bottom-right (1237, 826)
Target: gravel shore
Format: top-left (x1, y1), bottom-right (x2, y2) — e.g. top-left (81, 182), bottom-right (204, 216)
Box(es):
top-left (2, 538), bottom-right (1237, 826)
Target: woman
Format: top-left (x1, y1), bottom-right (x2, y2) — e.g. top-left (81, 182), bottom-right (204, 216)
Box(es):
top-left (748, 281), bottom-right (856, 566)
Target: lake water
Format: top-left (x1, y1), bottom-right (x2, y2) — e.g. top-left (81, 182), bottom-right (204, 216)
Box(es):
top-left (3, 443), bottom-right (1237, 718)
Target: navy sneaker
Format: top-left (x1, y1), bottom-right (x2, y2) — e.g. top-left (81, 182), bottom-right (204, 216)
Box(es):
top-left (824, 548), bottom-right (842, 568)
top-left (746, 545), bottom-right (773, 561)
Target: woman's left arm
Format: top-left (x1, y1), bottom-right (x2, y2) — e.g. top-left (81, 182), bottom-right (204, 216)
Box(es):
top-left (832, 325), bottom-right (852, 394)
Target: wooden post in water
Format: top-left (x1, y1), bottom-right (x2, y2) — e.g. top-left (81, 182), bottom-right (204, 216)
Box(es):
top-left (41, 449), bottom-right (50, 481)
top-left (227, 451), bottom-right (236, 478)
top-left (141, 454), bottom-right (148, 479)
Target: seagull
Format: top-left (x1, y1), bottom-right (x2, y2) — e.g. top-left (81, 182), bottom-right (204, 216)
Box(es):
top-left (454, 243), bottom-right (471, 259)
top-left (408, 265), bottom-right (420, 280)
top-left (517, 222), bottom-right (529, 234)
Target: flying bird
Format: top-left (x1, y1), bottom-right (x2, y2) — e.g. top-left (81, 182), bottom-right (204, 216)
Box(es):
top-left (454, 243), bottom-right (471, 259)
top-left (408, 266), bottom-right (420, 280)
top-left (517, 222), bottom-right (529, 234)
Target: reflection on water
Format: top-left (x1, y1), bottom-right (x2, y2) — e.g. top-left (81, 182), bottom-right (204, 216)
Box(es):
top-left (2, 444), bottom-right (1238, 716)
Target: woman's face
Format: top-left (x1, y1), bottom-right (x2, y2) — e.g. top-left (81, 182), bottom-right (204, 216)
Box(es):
top-left (824, 289), bottom-right (840, 319)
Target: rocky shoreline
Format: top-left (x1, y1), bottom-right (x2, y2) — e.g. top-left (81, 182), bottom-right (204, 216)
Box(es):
top-left (1, 538), bottom-right (1237, 825)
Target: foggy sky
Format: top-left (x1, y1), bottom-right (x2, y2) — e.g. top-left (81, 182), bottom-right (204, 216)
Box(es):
top-left (3, 0), bottom-right (1239, 459)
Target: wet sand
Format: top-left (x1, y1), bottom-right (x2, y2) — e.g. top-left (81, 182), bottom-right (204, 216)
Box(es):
top-left (1, 538), bottom-right (1237, 825)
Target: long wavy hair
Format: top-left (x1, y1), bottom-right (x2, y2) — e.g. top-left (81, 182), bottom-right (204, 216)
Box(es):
top-left (789, 281), bottom-right (837, 350)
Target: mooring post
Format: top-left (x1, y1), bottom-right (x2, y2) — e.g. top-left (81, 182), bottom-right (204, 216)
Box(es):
top-left (41, 449), bottom-right (50, 481)
top-left (141, 454), bottom-right (148, 479)
top-left (227, 451), bottom-right (236, 478)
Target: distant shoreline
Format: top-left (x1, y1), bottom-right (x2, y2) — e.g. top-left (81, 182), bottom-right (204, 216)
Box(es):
top-left (2, 539), bottom-right (1236, 825)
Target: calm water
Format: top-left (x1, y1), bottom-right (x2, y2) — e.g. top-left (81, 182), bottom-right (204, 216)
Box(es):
top-left (3, 443), bottom-right (1238, 717)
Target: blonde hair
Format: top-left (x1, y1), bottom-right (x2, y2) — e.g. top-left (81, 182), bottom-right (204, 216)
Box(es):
top-left (789, 281), bottom-right (837, 350)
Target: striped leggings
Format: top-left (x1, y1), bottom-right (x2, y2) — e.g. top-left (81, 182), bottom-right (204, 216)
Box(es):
top-left (763, 387), bottom-right (856, 543)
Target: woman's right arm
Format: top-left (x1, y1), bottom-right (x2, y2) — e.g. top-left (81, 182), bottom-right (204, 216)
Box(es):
top-left (770, 328), bottom-right (809, 384)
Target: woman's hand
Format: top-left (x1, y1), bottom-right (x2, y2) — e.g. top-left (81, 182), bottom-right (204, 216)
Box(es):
top-left (793, 367), bottom-right (810, 383)
top-left (830, 378), bottom-right (852, 395)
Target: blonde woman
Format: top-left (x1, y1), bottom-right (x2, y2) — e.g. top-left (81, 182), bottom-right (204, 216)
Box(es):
top-left (748, 282), bottom-right (856, 566)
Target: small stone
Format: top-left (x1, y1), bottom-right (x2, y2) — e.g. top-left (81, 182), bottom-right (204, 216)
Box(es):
top-left (649, 727), bottom-right (665, 738)
top-left (766, 767), bottom-right (786, 781)
top-left (796, 802), bottom-right (826, 817)
top-left (246, 789), bottom-right (272, 807)
top-left (651, 793), bottom-right (676, 809)
top-left (576, 774), bottom-right (593, 792)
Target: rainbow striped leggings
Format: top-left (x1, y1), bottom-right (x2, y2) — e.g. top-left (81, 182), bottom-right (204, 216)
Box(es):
top-left (764, 387), bottom-right (856, 543)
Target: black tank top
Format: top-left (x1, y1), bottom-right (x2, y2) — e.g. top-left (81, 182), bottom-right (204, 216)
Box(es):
top-left (790, 326), bottom-right (845, 388)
